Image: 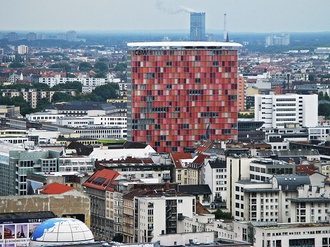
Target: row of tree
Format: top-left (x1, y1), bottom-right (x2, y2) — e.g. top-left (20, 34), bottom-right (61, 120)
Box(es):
top-left (0, 81), bottom-right (119, 115)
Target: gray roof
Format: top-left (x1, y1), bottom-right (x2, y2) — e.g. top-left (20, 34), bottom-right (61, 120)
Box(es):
top-left (53, 101), bottom-right (118, 111)
top-left (273, 175), bottom-right (310, 191)
top-left (208, 159), bottom-right (226, 169)
top-left (290, 197), bottom-right (330, 203)
top-left (179, 184), bottom-right (212, 195)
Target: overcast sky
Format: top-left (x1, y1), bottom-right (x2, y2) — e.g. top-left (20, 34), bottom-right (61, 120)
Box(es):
top-left (1, 0), bottom-right (329, 33)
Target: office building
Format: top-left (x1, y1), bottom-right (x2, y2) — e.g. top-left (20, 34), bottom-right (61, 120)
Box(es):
top-left (254, 94), bottom-right (318, 129)
top-left (190, 12), bottom-right (206, 41)
top-left (127, 41), bottom-right (241, 152)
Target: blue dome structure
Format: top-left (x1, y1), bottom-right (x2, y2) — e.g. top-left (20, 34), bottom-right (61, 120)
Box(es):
top-left (30, 218), bottom-right (94, 246)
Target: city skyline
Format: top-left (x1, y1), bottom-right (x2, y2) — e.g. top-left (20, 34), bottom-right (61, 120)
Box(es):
top-left (1, 0), bottom-right (330, 33)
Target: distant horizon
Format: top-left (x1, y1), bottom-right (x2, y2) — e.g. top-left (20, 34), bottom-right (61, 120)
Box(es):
top-left (1, 0), bottom-right (330, 34)
top-left (1, 29), bottom-right (330, 35)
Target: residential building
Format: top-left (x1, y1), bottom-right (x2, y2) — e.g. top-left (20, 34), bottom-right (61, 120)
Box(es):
top-left (190, 12), bottom-right (206, 41)
top-left (202, 157), bottom-right (227, 207)
top-left (83, 169), bottom-right (120, 241)
top-left (254, 94), bottom-right (318, 129)
top-left (39, 75), bottom-right (106, 88)
top-left (1, 89), bottom-right (55, 109)
top-left (95, 156), bottom-right (173, 183)
top-left (134, 193), bottom-right (195, 242)
top-left (171, 153), bottom-right (194, 185)
top-left (127, 41), bottom-right (241, 152)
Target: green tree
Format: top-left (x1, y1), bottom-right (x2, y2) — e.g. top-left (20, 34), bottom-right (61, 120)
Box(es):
top-left (319, 91), bottom-right (324, 100)
top-left (51, 92), bottom-right (74, 103)
top-left (49, 63), bottom-right (71, 72)
top-left (92, 83), bottom-right (119, 101)
top-left (10, 96), bottom-right (33, 116)
top-left (35, 98), bottom-right (52, 112)
top-left (113, 63), bottom-right (127, 71)
top-left (93, 72), bottom-right (106, 78)
top-left (94, 61), bottom-right (108, 73)
top-left (78, 62), bottom-right (93, 72)
top-left (324, 92), bottom-right (330, 101)
top-left (32, 83), bottom-right (50, 90)
top-left (51, 81), bottom-right (82, 92)
top-left (112, 233), bottom-right (123, 242)
top-left (212, 209), bottom-right (233, 220)
top-left (9, 62), bottom-right (25, 68)
top-left (319, 103), bottom-right (330, 117)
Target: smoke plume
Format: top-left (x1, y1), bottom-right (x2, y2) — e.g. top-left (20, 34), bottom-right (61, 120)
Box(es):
top-left (156, 0), bottom-right (196, 14)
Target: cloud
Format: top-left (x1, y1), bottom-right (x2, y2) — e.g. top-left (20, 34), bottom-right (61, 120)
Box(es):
top-left (156, 0), bottom-right (196, 14)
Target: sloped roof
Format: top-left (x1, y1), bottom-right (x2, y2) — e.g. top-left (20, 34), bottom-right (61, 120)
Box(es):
top-left (171, 153), bottom-right (193, 169)
top-left (208, 158), bottom-right (226, 169)
top-left (193, 153), bottom-right (210, 164)
top-left (83, 169), bottom-right (120, 192)
top-left (195, 141), bottom-right (213, 153)
top-left (273, 175), bottom-right (311, 191)
top-left (39, 182), bottom-right (74, 194)
top-left (179, 184), bottom-right (212, 195)
top-left (196, 201), bottom-right (211, 214)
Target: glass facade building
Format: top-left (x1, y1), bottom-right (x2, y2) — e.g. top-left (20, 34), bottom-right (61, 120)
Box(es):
top-left (190, 12), bottom-right (206, 41)
top-left (127, 41), bottom-right (241, 153)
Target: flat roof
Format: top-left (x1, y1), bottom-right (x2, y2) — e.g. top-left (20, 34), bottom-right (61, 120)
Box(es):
top-left (127, 41), bottom-right (242, 48)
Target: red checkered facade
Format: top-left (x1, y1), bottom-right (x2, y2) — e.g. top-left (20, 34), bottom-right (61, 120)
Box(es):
top-left (127, 44), bottom-right (239, 152)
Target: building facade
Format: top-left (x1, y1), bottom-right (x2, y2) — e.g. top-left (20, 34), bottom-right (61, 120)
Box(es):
top-left (190, 12), bottom-right (206, 41)
top-left (254, 94), bottom-right (318, 129)
top-left (127, 41), bottom-right (241, 152)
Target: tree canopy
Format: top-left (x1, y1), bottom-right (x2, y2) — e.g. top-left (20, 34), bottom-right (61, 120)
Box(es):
top-left (78, 62), bottom-right (93, 71)
top-left (212, 209), bottom-right (233, 220)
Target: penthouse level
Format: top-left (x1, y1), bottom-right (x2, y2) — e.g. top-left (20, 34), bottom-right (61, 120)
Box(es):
top-left (95, 157), bottom-right (174, 182)
top-left (128, 41), bottom-right (242, 48)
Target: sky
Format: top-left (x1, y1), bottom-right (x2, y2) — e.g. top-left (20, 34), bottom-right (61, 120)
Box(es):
top-left (1, 0), bottom-right (329, 33)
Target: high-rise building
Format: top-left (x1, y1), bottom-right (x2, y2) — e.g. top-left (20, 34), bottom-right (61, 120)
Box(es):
top-left (17, 45), bottom-right (28, 55)
top-left (67, 30), bottom-right (77, 41)
top-left (190, 12), bottom-right (206, 41)
top-left (127, 41), bottom-right (242, 153)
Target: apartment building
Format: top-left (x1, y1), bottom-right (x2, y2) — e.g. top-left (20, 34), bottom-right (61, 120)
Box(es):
top-left (83, 169), bottom-right (120, 241)
top-left (134, 193), bottom-right (195, 243)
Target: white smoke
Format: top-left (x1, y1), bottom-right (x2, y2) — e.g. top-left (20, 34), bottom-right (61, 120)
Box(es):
top-left (156, 0), bottom-right (196, 14)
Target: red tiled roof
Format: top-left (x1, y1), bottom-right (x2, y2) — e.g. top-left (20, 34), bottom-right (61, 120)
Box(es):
top-left (193, 153), bottom-right (210, 164)
top-left (171, 153), bottom-right (193, 168)
top-left (195, 141), bottom-right (212, 153)
top-left (39, 182), bottom-right (74, 195)
top-left (83, 169), bottom-right (120, 192)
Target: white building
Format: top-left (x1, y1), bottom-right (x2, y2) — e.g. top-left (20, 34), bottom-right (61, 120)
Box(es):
top-left (39, 75), bottom-right (106, 88)
top-left (254, 94), bottom-right (318, 129)
top-left (134, 194), bottom-right (195, 243)
top-left (18, 45), bottom-right (28, 54)
top-left (202, 156), bottom-right (227, 206)
top-left (237, 221), bottom-right (330, 247)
